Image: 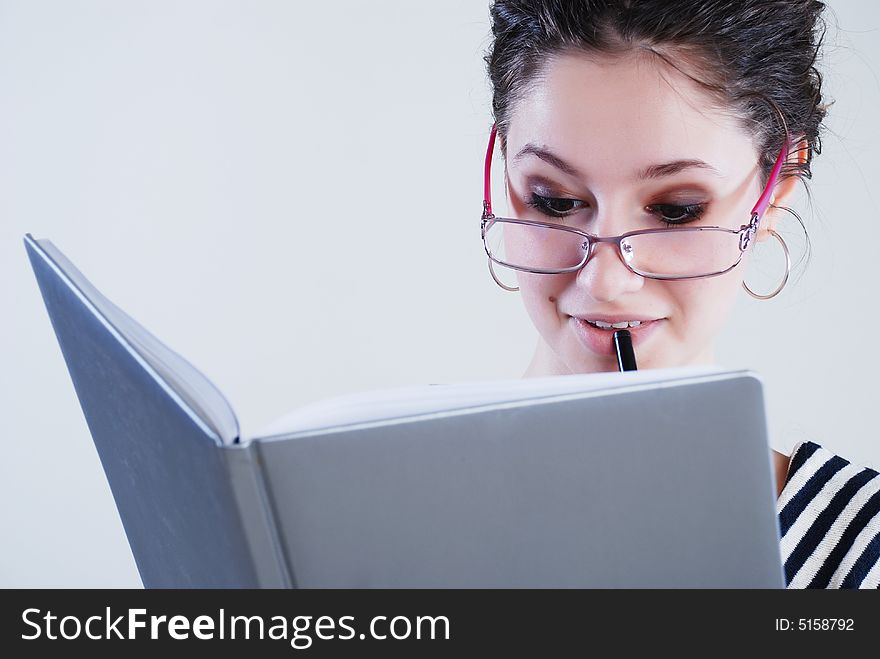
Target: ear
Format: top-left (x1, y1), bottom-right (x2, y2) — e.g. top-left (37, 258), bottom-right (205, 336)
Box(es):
top-left (756, 138), bottom-right (808, 241)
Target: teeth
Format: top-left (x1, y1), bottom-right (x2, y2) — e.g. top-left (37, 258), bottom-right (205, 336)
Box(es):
top-left (587, 319), bottom-right (643, 329)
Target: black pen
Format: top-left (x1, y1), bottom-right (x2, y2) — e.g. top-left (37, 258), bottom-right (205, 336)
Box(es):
top-left (613, 329), bottom-right (638, 371)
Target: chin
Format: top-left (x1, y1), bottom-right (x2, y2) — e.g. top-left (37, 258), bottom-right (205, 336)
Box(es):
top-left (563, 350), bottom-right (619, 375)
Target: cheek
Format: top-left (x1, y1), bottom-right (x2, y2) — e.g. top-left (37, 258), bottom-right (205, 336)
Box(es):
top-left (672, 270), bottom-right (742, 334)
top-left (516, 271), bottom-right (570, 332)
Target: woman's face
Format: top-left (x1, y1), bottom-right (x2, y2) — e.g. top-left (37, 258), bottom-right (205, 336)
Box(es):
top-left (502, 52), bottom-right (774, 375)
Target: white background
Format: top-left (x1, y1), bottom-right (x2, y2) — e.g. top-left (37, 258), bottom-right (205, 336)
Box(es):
top-left (2, 0), bottom-right (878, 587)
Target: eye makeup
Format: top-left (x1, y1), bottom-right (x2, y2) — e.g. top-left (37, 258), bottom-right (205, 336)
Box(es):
top-left (525, 192), bottom-right (708, 227)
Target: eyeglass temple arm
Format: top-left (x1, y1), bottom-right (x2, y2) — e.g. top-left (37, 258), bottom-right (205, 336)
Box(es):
top-left (484, 122), bottom-right (790, 222)
top-left (750, 137), bottom-right (791, 220)
top-left (483, 123), bottom-right (498, 219)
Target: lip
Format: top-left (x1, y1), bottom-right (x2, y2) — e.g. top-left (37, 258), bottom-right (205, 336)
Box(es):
top-left (571, 316), bottom-right (665, 357)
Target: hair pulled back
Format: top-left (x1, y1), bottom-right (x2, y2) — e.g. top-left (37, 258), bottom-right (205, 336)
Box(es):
top-left (484, 0), bottom-right (829, 186)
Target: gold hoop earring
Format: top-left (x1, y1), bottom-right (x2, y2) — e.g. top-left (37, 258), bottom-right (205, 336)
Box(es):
top-left (488, 259), bottom-right (519, 292)
top-left (742, 228), bottom-right (791, 300)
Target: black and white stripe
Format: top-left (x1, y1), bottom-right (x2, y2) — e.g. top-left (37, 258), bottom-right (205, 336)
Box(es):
top-left (776, 441), bottom-right (880, 588)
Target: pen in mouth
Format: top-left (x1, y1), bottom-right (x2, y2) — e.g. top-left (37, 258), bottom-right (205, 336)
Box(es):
top-left (613, 329), bottom-right (638, 372)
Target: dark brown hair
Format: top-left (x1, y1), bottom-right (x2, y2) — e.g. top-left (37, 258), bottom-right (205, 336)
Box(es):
top-left (484, 0), bottom-right (829, 188)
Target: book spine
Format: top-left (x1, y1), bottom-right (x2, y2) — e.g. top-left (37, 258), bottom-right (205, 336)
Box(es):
top-left (223, 443), bottom-right (294, 588)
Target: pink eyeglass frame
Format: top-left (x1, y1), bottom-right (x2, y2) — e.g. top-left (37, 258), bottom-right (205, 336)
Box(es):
top-left (481, 123), bottom-right (791, 280)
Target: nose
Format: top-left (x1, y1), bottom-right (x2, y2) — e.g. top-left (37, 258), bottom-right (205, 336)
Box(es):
top-left (576, 239), bottom-right (645, 303)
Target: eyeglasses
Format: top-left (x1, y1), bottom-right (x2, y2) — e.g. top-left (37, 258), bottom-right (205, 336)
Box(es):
top-left (481, 123), bottom-right (789, 281)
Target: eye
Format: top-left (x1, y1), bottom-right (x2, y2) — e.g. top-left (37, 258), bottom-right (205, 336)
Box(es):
top-left (526, 193), bottom-right (586, 218)
top-left (648, 203), bottom-right (706, 226)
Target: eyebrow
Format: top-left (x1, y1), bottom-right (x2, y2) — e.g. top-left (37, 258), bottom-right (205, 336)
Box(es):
top-left (512, 144), bottom-right (723, 180)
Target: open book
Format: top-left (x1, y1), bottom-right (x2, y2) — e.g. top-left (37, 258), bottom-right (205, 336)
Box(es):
top-left (24, 234), bottom-right (786, 588)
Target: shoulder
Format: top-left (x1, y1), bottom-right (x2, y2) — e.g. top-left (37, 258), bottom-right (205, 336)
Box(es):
top-left (776, 441), bottom-right (880, 588)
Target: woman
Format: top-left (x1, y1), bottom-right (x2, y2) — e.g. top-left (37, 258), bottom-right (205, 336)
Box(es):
top-left (481, 0), bottom-right (879, 588)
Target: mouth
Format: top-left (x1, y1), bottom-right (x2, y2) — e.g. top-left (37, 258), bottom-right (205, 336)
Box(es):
top-left (571, 316), bottom-right (666, 356)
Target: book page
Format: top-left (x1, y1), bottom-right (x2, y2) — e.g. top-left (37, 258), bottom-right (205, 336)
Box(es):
top-left (253, 364), bottom-right (732, 441)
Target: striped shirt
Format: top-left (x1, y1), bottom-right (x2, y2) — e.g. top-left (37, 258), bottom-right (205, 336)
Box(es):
top-left (776, 440), bottom-right (880, 588)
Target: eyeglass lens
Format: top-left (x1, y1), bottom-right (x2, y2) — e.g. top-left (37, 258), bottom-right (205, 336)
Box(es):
top-left (484, 220), bottom-right (744, 278)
